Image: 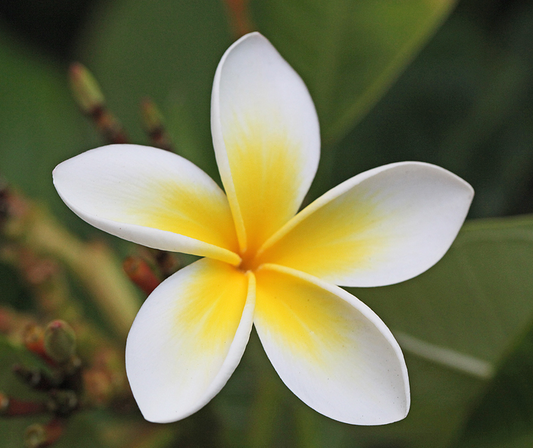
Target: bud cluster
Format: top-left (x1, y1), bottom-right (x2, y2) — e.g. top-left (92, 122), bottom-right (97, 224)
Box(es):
top-left (1, 320), bottom-right (80, 447)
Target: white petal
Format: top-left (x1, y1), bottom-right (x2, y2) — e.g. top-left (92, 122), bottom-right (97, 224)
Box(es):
top-left (254, 264), bottom-right (409, 425)
top-left (53, 144), bottom-right (240, 264)
top-left (211, 32), bottom-right (320, 254)
top-left (257, 162), bottom-right (474, 286)
top-left (126, 258), bottom-right (255, 423)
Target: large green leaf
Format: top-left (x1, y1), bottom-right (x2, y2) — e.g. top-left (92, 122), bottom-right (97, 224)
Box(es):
top-left (331, 5), bottom-right (533, 218)
top-left (76, 0), bottom-right (232, 179)
top-left (250, 0), bottom-right (457, 146)
top-left (340, 215), bottom-right (533, 447)
top-left (249, 0), bottom-right (458, 199)
top-left (454, 308), bottom-right (533, 447)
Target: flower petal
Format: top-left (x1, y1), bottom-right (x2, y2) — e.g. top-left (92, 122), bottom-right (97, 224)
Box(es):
top-left (254, 264), bottom-right (409, 425)
top-left (126, 258), bottom-right (255, 423)
top-left (53, 144), bottom-right (240, 264)
top-left (257, 162), bottom-right (474, 286)
top-left (211, 32), bottom-right (320, 255)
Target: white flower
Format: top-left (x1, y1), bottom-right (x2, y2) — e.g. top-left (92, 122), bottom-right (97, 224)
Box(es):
top-left (53, 33), bottom-right (473, 425)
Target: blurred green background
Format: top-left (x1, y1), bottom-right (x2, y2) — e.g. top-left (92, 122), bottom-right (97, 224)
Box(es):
top-left (1, 0), bottom-right (533, 447)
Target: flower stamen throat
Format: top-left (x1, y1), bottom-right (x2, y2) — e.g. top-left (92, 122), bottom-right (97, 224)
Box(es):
top-left (237, 249), bottom-right (262, 272)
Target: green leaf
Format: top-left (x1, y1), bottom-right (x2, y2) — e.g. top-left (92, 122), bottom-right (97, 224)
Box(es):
top-left (331, 7), bottom-right (533, 218)
top-left (453, 306), bottom-right (533, 447)
top-left (250, 0), bottom-right (457, 146)
top-left (340, 215), bottom-right (533, 448)
top-left (76, 0), bottom-right (232, 179)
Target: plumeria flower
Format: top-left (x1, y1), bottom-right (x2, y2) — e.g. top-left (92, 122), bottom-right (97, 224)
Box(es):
top-left (53, 32), bottom-right (473, 425)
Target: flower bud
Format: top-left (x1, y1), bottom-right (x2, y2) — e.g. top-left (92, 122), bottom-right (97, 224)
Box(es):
top-left (22, 324), bottom-right (49, 361)
top-left (69, 63), bottom-right (128, 144)
top-left (123, 255), bottom-right (161, 295)
top-left (43, 320), bottom-right (76, 364)
top-left (68, 63), bottom-right (105, 114)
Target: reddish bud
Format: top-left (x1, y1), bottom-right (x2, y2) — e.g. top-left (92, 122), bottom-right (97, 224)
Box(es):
top-left (22, 324), bottom-right (48, 360)
top-left (123, 255), bottom-right (161, 295)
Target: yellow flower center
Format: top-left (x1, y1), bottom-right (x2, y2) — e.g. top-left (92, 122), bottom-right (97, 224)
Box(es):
top-left (237, 248), bottom-right (261, 272)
